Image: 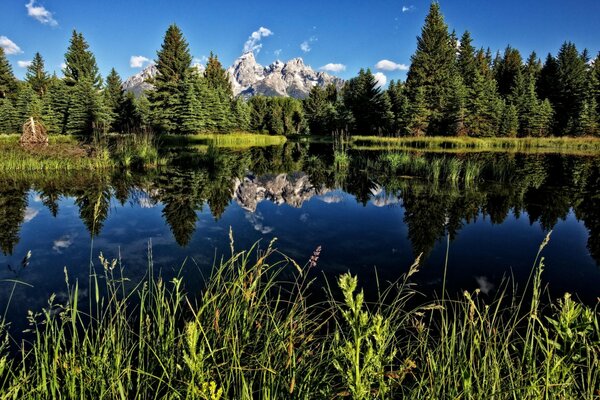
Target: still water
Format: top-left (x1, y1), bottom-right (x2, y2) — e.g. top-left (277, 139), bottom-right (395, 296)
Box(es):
top-left (1, 143), bottom-right (599, 332)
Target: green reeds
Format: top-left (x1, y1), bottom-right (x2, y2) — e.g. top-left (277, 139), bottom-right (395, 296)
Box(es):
top-left (0, 235), bottom-right (598, 399)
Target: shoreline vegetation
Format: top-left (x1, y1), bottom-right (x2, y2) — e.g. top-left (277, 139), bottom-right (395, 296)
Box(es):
top-left (0, 235), bottom-right (598, 398)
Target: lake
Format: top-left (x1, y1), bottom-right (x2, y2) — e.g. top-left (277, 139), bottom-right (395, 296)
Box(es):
top-left (1, 142), bottom-right (599, 334)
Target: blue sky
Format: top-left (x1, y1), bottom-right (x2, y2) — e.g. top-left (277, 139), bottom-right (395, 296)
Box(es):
top-left (1, 0), bottom-right (599, 84)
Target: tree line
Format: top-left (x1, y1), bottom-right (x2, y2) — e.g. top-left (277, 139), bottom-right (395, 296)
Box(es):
top-left (0, 2), bottom-right (599, 137)
top-left (305, 3), bottom-right (600, 137)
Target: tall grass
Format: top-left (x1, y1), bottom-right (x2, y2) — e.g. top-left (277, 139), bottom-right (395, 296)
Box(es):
top-left (0, 234), bottom-right (598, 399)
top-left (352, 135), bottom-right (600, 155)
top-left (163, 132), bottom-right (287, 149)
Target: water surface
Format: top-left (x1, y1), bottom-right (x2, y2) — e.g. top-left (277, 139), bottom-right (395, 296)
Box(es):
top-left (1, 144), bottom-right (599, 333)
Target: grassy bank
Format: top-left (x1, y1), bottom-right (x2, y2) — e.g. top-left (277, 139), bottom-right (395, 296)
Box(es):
top-left (0, 234), bottom-right (598, 399)
top-left (0, 134), bottom-right (165, 171)
top-left (163, 132), bottom-right (287, 149)
top-left (351, 135), bottom-right (600, 155)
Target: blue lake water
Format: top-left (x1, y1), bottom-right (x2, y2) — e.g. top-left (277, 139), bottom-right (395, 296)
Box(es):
top-left (1, 144), bottom-right (599, 333)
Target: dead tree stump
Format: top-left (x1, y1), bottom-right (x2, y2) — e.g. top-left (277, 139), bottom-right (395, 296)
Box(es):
top-left (20, 117), bottom-right (48, 147)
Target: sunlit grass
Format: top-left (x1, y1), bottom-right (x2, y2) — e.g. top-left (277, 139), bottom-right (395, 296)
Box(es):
top-left (352, 135), bottom-right (600, 155)
top-left (162, 132), bottom-right (287, 149)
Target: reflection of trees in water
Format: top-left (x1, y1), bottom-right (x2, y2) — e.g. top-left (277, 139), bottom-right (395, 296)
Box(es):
top-left (1, 147), bottom-right (599, 265)
top-left (0, 183), bottom-right (28, 255)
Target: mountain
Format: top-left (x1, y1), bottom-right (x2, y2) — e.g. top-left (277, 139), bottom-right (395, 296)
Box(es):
top-left (227, 52), bottom-right (344, 99)
top-left (122, 52), bottom-right (343, 99)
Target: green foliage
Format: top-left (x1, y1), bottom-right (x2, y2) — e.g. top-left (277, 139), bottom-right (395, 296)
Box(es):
top-left (63, 30), bottom-right (102, 87)
top-left (15, 82), bottom-right (42, 124)
top-left (387, 80), bottom-right (410, 135)
top-left (465, 70), bottom-right (503, 136)
top-left (149, 24), bottom-right (193, 134)
top-left (343, 69), bottom-right (393, 135)
top-left (304, 84), bottom-right (340, 134)
top-left (248, 96), bottom-right (305, 135)
top-left (103, 68), bottom-right (124, 131)
top-left (0, 48), bottom-right (17, 99)
top-left (0, 98), bottom-right (19, 134)
top-left (495, 45), bottom-right (523, 98)
top-left (554, 42), bottom-right (588, 135)
top-left (25, 52), bottom-right (50, 97)
top-left (333, 274), bottom-right (396, 399)
top-left (406, 2), bottom-right (457, 134)
top-left (499, 103), bottom-right (519, 137)
top-left (65, 78), bottom-right (108, 137)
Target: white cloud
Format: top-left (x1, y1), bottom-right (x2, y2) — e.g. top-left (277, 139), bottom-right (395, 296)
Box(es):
top-left (320, 63), bottom-right (346, 73)
top-left (130, 55), bottom-right (151, 68)
top-left (300, 36), bottom-right (317, 54)
top-left (374, 72), bottom-right (387, 88)
top-left (18, 60), bottom-right (32, 68)
top-left (475, 276), bottom-right (494, 295)
top-left (23, 207), bottom-right (39, 222)
top-left (274, 49), bottom-right (282, 58)
top-left (320, 194), bottom-right (343, 204)
top-left (300, 41), bottom-right (311, 53)
top-left (402, 5), bottom-right (415, 13)
top-left (60, 62), bottom-right (67, 70)
top-left (375, 59), bottom-right (409, 71)
top-left (53, 235), bottom-right (74, 253)
top-left (26, 0), bottom-right (58, 26)
top-left (243, 27), bottom-right (273, 54)
top-left (0, 36), bottom-right (22, 55)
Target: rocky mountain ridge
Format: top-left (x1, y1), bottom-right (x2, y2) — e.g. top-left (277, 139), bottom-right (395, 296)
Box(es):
top-left (122, 52), bottom-right (343, 99)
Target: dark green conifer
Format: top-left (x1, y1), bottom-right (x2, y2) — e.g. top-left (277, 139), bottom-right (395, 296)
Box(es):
top-left (25, 52), bottom-right (50, 97)
top-left (63, 30), bottom-right (102, 87)
top-left (406, 2), bottom-right (457, 133)
top-left (149, 24), bottom-right (193, 133)
top-left (457, 31), bottom-right (477, 88)
top-left (0, 48), bottom-right (17, 99)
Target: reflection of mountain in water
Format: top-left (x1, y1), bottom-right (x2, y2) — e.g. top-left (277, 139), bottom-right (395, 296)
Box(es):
top-left (233, 172), bottom-right (330, 212)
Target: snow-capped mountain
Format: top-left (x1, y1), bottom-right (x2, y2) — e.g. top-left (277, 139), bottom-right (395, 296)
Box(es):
top-left (122, 52), bottom-right (344, 99)
top-left (122, 64), bottom-right (157, 96)
top-left (227, 51), bottom-right (344, 98)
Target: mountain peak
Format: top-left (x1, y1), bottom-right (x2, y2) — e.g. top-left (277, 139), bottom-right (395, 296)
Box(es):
top-left (124, 52), bottom-right (344, 100)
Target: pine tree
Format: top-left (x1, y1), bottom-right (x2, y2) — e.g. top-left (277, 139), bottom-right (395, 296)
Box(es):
top-left (577, 98), bottom-right (599, 136)
top-left (406, 86), bottom-right (429, 136)
top-left (63, 30), bottom-right (102, 87)
top-left (387, 80), bottom-right (410, 135)
top-left (304, 85), bottom-right (338, 134)
top-left (406, 2), bottom-right (457, 134)
top-left (499, 103), bottom-right (519, 137)
top-left (180, 78), bottom-right (204, 134)
top-left (25, 52), bottom-right (50, 97)
top-left (538, 53), bottom-right (559, 103)
top-left (116, 92), bottom-right (143, 133)
top-left (446, 74), bottom-right (469, 136)
top-left (529, 99), bottom-right (554, 137)
top-left (465, 70), bottom-right (503, 136)
top-left (15, 83), bottom-right (42, 125)
top-left (204, 52), bottom-right (233, 98)
top-left (525, 51), bottom-right (542, 82)
top-left (45, 75), bottom-right (70, 134)
top-left (232, 98), bottom-right (250, 131)
top-left (342, 69), bottom-right (393, 135)
top-left (457, 31), bottom-right (477, 88)
top-left (103, 68), bottom-right (124, 131)
top-left (149, 24), bottom-right (193, 134)
top-left (66, 78), bottom-right (107, 136)
top-left (555, 42), bottom-right (588, 135)
top-left (0, 98), bottom-right (19, 134)
top-left (0, 48), bottom-right (17, 99)
top-left (495, 46), bottom-right (523, 98)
